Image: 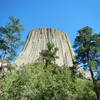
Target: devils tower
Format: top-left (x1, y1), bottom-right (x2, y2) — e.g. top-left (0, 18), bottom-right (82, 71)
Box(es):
top-left (14, 28), bottom-right (74, 67)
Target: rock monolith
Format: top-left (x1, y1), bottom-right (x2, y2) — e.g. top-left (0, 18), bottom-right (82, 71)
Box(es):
top-left (14, 28), bottom-right (74, 67)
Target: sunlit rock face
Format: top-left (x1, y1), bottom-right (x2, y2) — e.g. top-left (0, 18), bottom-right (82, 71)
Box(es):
top-left (13, 28), bottom-right (74, 67)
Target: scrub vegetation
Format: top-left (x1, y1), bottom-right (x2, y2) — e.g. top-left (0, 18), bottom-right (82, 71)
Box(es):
top-left (0, 63), bottom-right (96, 100)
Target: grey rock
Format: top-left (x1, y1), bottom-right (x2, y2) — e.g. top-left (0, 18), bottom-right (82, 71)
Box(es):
top-left (13, 28), bottom-right (74, 67)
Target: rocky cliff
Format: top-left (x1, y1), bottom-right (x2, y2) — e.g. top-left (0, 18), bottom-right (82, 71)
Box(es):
top-left (13, 28), bottom-right (74, 67)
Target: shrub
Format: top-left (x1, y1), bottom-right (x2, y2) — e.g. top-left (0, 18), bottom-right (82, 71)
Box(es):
top-left (0, 63), bottom-right (96, 100)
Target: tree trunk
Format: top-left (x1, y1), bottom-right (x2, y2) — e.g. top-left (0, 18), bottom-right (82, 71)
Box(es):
top-left (44, 61), bottom-right (48, 68)
top-left (88, 62), bottom-right (100, 100)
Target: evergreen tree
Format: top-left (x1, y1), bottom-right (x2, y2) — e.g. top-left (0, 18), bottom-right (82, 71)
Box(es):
top-left (0, 16), bottom-right (23, 61)
top-left (40, 42), bottom-right (59, 68)
top-left (73, 26), bottom-right (100, 100)
top-left (69, 60), bottom-right (78, 81)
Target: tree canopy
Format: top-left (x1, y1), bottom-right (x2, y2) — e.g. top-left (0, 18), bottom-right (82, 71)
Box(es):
top-left (73, 26), bottom-right (100, 69)
top-left (0, 63), bottom-right (96, 100)
top-left (0, 16), bottom-right (23, 61)
top-left (40, 42), bottom-right (59, 68)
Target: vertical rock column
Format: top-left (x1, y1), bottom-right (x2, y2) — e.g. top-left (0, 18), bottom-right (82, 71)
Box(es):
top-left (13, 28), bottom-right (74, 67)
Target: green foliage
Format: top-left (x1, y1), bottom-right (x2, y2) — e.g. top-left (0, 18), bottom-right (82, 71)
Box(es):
top-left (0, 63), bottom-right (96, 100)
top-left (0, 16), bottom-right (23, 61)
top-left (73, 26), bottom-right (100, 99)
top-left (69, 60), bottom-right (78, 82)
top-left (40, 42), bottom-right (59, 68)
top-left (73, 26), bottom-right (100, 69)
top-left (76, 79), bottom-right (96, 100)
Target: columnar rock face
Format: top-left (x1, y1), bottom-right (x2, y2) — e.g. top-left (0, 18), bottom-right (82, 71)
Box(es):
top-left (13, 28), bottom-right (74, 67)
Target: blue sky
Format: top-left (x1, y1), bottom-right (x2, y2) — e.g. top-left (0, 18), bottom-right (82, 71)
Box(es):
top-left (0, 0), bottom-right (100, 46)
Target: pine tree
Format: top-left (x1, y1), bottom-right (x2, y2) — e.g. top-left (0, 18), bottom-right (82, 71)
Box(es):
top-left (40, 42), bottom-right (59, 68)
top-left (0, 16), bottom-right (23, 61)
top-left (73, 26), bottom-right (100, 100)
